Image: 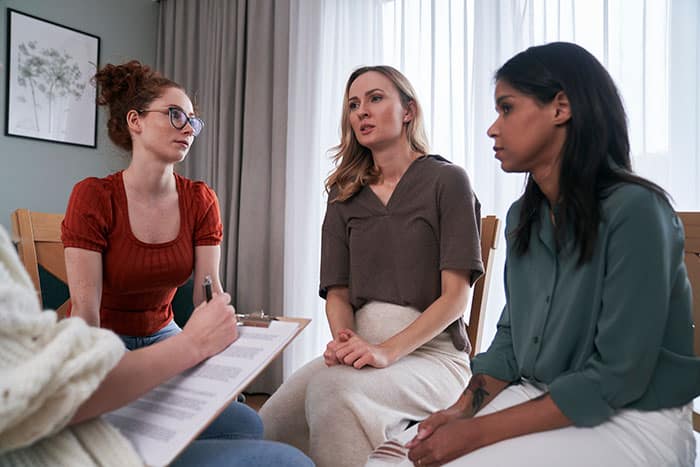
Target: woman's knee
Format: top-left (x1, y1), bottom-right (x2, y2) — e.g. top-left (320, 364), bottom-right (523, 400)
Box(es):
top-left (260, 358), bottom-right (325, 424)
top-left (173, 439), bottom-right (314, 467)
top-left (199, 401), bottom-right (263, 440)
top-left (305, 367), bottom-right (364, 417)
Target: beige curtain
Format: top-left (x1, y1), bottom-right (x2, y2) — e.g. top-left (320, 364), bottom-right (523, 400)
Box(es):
top-left (156, 0), bottom-right (290, 392)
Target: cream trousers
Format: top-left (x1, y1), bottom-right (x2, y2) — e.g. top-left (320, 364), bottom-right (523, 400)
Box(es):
top-left (259, 302), bottom-right (471, 467)
top-left (367, 380), bottom-right (696, 467)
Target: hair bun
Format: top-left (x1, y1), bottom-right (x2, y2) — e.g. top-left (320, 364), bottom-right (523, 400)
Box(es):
top-left (93, 60), bottom-right (160, 107)
top-left (92, 60), bottom-right (180, 151)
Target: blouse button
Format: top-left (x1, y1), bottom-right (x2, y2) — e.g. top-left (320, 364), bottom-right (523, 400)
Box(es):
top-left (533, 336), bottom-right (540, 344)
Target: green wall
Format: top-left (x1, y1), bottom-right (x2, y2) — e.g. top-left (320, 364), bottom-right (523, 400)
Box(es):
top-left (0, 0), bottom-right (159, 230)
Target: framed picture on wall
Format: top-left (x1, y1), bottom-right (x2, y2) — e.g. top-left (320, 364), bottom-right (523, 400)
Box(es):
top-left (4, 9), bottom-right (100, 148)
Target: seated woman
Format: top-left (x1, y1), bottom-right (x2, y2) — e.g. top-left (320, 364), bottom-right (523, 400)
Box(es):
top-left (57, 61), bottom-right (303, 465)
top-left (62, 60), bottom-right (221, 350)
top-left (0, 225), bottom-right (312, 466)
top-left (371, 42), bottom-right (699, 467)
top-left (259, 65), bottom-right (484, 467)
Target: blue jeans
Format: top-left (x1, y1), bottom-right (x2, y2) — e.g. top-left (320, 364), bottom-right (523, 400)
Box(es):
top-left (119, 322), bottom-right (313, 466)
top-left (119, 319), bottom-right (182, 350)
top-left (171, 402), bottom-right (313, 466)
top-left (172, 439), bottom-right (313, 467)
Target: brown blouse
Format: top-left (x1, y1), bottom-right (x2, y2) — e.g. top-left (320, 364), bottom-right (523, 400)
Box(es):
top-left (320, 155), bottom-right (483, 351)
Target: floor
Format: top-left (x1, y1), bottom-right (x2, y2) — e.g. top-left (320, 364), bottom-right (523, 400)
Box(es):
top-left (243, 393), bottom-right (269, 412)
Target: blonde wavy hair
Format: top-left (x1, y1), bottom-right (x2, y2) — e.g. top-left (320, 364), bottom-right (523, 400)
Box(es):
top-left (325, 66), bottom-right (430, 202)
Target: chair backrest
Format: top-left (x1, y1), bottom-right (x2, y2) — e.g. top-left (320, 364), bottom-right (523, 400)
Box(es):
top-left (677, 212), bottom-right (700, 432)
top-left (10, 208), bottom-right (70, 319)
top-left (466, 215), bottom-right (501, 358)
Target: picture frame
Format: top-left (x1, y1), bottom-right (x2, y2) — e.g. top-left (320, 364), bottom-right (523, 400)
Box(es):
top-left (5, 9), bottom-right (100, 147)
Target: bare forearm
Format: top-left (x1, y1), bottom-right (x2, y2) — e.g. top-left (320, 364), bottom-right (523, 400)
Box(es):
top-left (193, 245), bottom-right (223, 305)
top-left (193, 274), bottom-right (223, 305)
top-left (474, 394), bottom-right (572, 448)
top-left (381, 296), bottom-right (463, 361)
top-left (70, 306), bottom-right (100, 327)
top-left (408, 389), bottom-right (571, 462)
top-left (459, 374), bottom-right (509, 416)
top-left (325, 288), bottom-right (355, 338)
top-left (70, 332), bottom-right (202, 424)
top-left (380, 270), bottom-right (470, 361)
top-left (64, 247), bottom-right (102, 327)
top-left (326, 306), bottom-right (355, 339)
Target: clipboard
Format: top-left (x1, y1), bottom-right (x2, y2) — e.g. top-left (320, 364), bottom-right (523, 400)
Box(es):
top-left (236, 310), bottom-right (277, 328)
top-left (105, 315), bottom-right (311, 467)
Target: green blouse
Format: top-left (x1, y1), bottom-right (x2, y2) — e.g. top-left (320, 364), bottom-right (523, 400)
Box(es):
top-left (471, 183), bottom-right (700, 426)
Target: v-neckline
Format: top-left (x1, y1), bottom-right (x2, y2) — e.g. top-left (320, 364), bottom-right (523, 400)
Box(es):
top-left (367, 155), bottom-right (426, 210)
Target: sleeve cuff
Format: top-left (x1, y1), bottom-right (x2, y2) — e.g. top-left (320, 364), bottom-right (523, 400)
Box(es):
top-left (548, 372), bottom-right (614, 427)
top-left (61, 239), bottom-right (105, 253)
top-left (194, 239), bottom-right (222, 247)
top-left (318, 280), bottom-right (348, 299)
top-left (470, 351), bottom-right (520, 383)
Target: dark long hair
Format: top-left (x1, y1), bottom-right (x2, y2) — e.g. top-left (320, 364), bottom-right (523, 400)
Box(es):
top-left (496, 42), bottom-right (669, 264)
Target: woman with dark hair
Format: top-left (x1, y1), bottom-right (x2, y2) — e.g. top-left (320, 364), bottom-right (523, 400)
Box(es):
top-left (55, 61), bottom-right (312, 466)
top-left (370, 42), bottom-right (699, 466)
top-left (260, 66), bottom-right (483, 467)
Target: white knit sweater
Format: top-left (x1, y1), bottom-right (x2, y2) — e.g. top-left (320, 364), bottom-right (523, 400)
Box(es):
top-left (0, 226), bottom-right (143, 466)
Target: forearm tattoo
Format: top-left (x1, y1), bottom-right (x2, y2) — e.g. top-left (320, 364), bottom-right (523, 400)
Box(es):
top-left (463, 374), bottom-right (490, 416)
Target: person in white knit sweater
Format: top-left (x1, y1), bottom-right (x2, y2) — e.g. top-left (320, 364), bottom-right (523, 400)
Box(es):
top-left (0, 225), bottom-right (313, 467)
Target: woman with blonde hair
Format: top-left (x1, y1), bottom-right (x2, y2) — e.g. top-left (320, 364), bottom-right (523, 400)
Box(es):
top-left (260, 65), bottom-right (483, 467)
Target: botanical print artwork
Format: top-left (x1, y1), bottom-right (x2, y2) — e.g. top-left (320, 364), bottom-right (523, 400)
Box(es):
top-left (15, 41), bottom-right (87, 135)
top-left (5, 9), bottom-right (99, 147)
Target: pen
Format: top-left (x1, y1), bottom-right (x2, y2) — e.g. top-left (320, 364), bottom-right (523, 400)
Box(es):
top-left (203, 275), bottom-right (213, 302)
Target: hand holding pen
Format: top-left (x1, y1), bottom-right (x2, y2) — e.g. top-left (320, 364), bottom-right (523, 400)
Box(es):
top-left (203, 275), bottom-right (242, 326)
top-left (202, 276), bottom-right (275, 327)
top-left (203, 275), bottom-right (213, 302)
top-left (182, 291), bottom-right (238, 356)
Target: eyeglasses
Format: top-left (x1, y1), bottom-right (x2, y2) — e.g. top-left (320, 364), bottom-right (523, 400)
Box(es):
top-left (138, 106), bottom-right (204, 136)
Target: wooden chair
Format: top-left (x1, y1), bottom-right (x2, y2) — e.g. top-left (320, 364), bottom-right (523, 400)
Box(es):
top-left (10, 208), bottom-right (70, 319)
top-left (466, 215), bottom-right (501, 358)
top-left (677, 212), bottom-right (700, 434)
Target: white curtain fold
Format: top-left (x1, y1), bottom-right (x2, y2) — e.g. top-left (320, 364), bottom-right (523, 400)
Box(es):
top-left (283, 0), bottom-right (386, 377)
top-left (284, 0), bottom-right (700, 377)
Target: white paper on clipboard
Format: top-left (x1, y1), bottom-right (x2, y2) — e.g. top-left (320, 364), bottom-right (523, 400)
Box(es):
top-left (104, 320), bottom-right (301, 467)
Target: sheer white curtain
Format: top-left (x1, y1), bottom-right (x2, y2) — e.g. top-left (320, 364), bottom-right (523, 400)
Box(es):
top-left (283, 0), bottom-right (385, 377)
top-left (284, 0), bottom-right (700, 377)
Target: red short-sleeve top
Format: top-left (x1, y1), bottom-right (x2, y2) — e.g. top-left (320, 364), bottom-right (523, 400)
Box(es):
top-left (61, 171), bottom-right (223, 336)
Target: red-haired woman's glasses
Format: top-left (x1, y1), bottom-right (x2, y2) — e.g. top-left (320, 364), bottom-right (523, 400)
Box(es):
top-left (138, 106), bottom-right (204, 136)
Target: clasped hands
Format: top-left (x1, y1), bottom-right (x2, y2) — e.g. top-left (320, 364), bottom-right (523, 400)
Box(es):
top-left (323, 329), bottom-right (395, 369)
top-left (368, 398), bottom-right (484, 466)
top-left (404, 407), bottom-right (484, 466)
